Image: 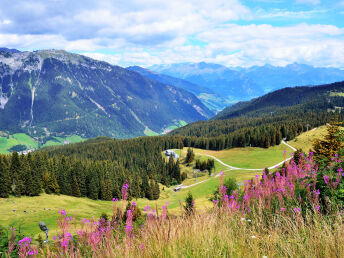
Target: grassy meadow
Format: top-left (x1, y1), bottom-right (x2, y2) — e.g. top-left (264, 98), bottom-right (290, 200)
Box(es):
top-left (178, 142), bottom-right (293, 169)
top-left (0, 140), bottom-right (297, 237)
top-left (0, 133), bottom-right (38, 154)
top-left (0, 133), bottom-right (84, 154)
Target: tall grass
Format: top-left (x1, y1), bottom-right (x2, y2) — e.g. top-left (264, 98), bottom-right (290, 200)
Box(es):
top-left (5, 152), bottom-right (344, 257)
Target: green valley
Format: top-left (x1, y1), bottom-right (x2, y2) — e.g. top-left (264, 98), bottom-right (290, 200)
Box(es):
top-left (0, 133), bottom-right (84, 154)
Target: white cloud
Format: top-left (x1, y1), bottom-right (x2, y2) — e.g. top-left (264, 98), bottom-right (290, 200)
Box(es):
top-left (0, 19), bottom-right (11, 25)
top-left (296, 0), bottom-right (320, 5)
top-left (0, 0), bottom-right (343, 69)
top-left (255, 8), bottom-right (327, 19)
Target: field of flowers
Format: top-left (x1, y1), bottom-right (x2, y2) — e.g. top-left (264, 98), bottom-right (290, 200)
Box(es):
top-left (3, 148), bottom-right (344, 257)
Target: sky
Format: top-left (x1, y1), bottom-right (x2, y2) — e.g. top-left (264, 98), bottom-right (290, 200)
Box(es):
top-left (0, 0), bottom-right (343, 68)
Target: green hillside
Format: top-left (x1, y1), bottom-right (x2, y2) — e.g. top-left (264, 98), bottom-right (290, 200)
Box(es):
top-left (0, 133), bottom-right (84, 154)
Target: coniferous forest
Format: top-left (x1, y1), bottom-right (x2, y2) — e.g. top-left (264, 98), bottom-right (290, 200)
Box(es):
top-left (0, 136), bottom-right (184, 200)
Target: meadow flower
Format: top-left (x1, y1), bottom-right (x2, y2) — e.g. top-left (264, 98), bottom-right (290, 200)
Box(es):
top-left (281, 207), bottom-right (286, 211)
top-left (112, 198), bottom-right (118, 202)
top-left (122, 183), bottom-right (129, 200)
top-left (323, 175), bottom-right (330, 185)
top-left (140, 243), bottom-right (144, 250)
top-left (251, 235), bottom-right (257, 239)
top-left (58, 209), bottom-right (67, 216)
top-left (18, 237), bottom-right (31, 246)
top-left (313, 189), bottom-right (320, 195)
top-left (293, 208), bottom-right (301, 213)
top-left (144, 206), bottom-right (151, 212)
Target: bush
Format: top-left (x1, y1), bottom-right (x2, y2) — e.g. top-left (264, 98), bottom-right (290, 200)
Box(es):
top-left (210, 177), bottom-right (238, 203)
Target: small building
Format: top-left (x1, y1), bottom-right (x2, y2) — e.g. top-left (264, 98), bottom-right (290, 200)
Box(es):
top-left (173, 186), bottom-right (181, 192)
top-left (165, 150), bottom-right (179, 159)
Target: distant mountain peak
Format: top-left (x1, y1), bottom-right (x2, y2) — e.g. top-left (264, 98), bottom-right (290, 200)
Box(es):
top-left (0, 47), bottom-right (21, 53)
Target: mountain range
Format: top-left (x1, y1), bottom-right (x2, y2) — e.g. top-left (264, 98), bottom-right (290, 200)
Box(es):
top-left (126, 66), bottom-right (233, 112)
top-left (0, 49), bottom-right (213, 139)
top-left (149, 62), bottom-right (344, 102)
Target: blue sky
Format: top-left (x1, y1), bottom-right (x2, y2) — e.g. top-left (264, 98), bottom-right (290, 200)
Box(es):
top-left (0, 0), bottom-right (343, 68)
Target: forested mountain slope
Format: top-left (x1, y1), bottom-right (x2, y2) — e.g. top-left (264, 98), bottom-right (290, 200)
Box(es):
top-left (0, 49), bottom-right (213, 139)
top-left (169, 81), bottom-right (344, 150)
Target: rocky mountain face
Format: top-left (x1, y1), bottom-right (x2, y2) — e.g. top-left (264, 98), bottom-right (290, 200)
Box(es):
top-left (0, 49), bottom-right (213, 139)
top-left (149, 62), bottom-right (344, 101)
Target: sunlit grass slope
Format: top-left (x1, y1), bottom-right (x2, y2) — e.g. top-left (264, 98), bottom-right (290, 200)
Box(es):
top-left (0, 133), bottom-right (84, 154)
top-left (289, 125), bottom-right (328, 152)
top-left (178, 142), bottom-right (293, 169)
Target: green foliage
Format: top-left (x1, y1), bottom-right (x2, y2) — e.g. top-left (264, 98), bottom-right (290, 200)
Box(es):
top-left (185, 148), bottom-right (195, 164)
top-left (211, 178), bottom-right (238, 203)
top-left (0, 226), bottom-right (24, 257)
top-left (313, 122), bottom-right (344, 164)
top-left (184, 192), bottom-right (194, 216)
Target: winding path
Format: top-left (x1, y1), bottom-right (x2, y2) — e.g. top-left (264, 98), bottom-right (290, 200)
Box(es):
top-left (178, 140), bottom-right (296, 189)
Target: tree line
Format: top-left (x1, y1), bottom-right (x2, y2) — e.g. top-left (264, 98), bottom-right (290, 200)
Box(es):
top-left (0, 136), bottom-right (184, 200)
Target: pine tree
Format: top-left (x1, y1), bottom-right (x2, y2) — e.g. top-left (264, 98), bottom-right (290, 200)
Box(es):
top-left (173, 159), bottom-right (181, 183)
top-left (71, 175), bottom-right (81, 197)
top-left (185, 148), bottom-right (195, 164)
top-left (141, 175), bottom-right (149, 199)
top-left (0, 158), bottom-right (10, 198)
top-left (152, 180), bottom-right (160, 200)
top-left (313, 122), bottom-right (343, 162)
top-left (10, 152), bottom-right (24, 196)
top-left (147, 180), bottom-right (154, 200)
top-left (184, 192), bottom-right (194, 216)
top-left (27, 153), bottom-right (41, 196)
top-left (87, 172), bottom-right (99, 200)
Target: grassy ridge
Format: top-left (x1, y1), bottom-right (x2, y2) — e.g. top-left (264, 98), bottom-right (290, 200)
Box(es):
top-left (289, 125), bottom-right (328, 152)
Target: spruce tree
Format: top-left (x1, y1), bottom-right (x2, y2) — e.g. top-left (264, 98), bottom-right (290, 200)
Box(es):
top-left (88, 175), bottom-right (99, 200)
top-left (173, 159), bottom-right (181, 183)
top-left (152, 180), bottom-right (160, 200)
top-left (10, 152), bottom-right (24, 196)
top-left (184, 192), bottom-right (194, 216)
top-left (313, 123), bottom-right (343, 162)
top-left (0, 159), bottom-right (10, 198)
top-left (185, 148), bottom-right (195, 164)
top-left (71, 175), bottom-right (81, 197)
